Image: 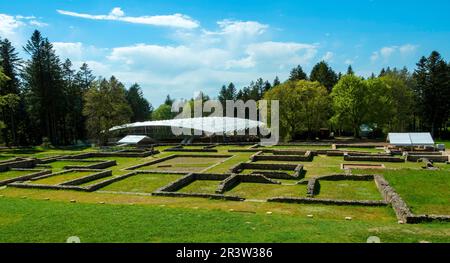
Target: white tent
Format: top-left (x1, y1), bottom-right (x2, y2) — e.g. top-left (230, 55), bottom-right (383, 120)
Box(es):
top-left (117, 135), bottom-right (153, 145)
top-left (387, 133), bottom-right (434, 147)
top-left (110, 117), bottom-right (268, 135)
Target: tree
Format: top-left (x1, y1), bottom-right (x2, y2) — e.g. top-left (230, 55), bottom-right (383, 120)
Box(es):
top-left (413, 51), bottom-right (450, 136)
top-left (331, 75), bottom-right (368, 137)
top-left (346, 65), bottom-right (354, 75)
top-left (379, 73), bottom-right (414, 132)
top-left (218, 82), bottom-right (236, 108)
top-left (264, 80), bottom-right (331, 141)
top-left (0, 38), bottom-right (22, 145)
top-left (310, 61), bottom-right (338, 92)
top-left (273, 76), bottom-right (281, 87)
top-left (289, 65), bottom-right (308, 81)
top-left (126, 83), bottom-right (152, 122)
top-left (83, 76), bottom-right (132, 145)
top-left (75, 63), bottom-right (95, 92)
top-left (22, 30), bottom-right (67, 145)
top-left (163, 95), bottom-right (174, 106)
top-left (152, 104), bottom-right (174, 120)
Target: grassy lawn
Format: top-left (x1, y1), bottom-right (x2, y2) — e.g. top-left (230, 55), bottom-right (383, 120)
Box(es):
top-left (0, 197), bottom-right (449, 243)
top-left (226, 183), bottom-right (306, 199)
top-left (31, 171), bottom-right (94, 185)
top-left (383, 170), bottom-right (450, 215)
top-left (0, 145), bottom-right (448, 243)
top-left (137, 156), bottom-right (228, 172)
top-left (101, 173), bottom-right (183, 193)
top-left (315, 180), bottom-right (382, 201)
top-left (178, 180), bottom-right (221, 194)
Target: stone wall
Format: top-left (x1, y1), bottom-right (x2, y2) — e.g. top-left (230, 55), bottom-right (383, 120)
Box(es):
top-left (230, 162), bottom-right (303, 179)
top-left (0, 169), bottom-right (51, 186)
top-left (59, 170), bottom-right (112, 186)
top-left (374, 175), bottom-right (414, 222)
top-left (216, 174), bottom-right (280, 194)
top-left (251, 151), bottom-right (313, 162)
top-left (152, 191), bottom-right (244, 201)
top-left (344, 154), bottom-right (404, 162)
top-left (61, 159), bottom-right (117, 169)
top-left (0, 158), bottom-right (37, 171)
top-left (405, 154), bottom-right (449, 163)
top-left (267, 197), bottom-right (387, 206)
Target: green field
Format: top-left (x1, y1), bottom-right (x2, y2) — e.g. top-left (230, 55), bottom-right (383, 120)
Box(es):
top-left (315, 180), bottom-right (382, 200)
top-left (0, 144), bottom-right (448, 243)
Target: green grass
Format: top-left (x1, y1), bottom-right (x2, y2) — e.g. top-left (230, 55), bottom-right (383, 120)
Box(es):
top-left (31, 171), bottom-right (94, 185)
top-left (0, 197), bottom-right (448, 243)
top-left (383, 170), bottom-right (450, 215)
top-left (0, 145), bottom-right (449, 243)
top-left (315, 180), bottom-right (382, 201)
top-left (137, 156), bottom-right (228, 172)
top-left (178, 180), bottom-right (221, 194)
top-left (101, 173), bottom-right (183, 193)
top-left (226, 183), bottom-right (306, 199)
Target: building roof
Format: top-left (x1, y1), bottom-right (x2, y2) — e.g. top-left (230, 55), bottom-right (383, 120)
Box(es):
top-left (387, 133), bottom-right (434, 146)
top-left (117, 135), bottom-right (153, 144)
top-left (110, 117), bottom-right (268, 135)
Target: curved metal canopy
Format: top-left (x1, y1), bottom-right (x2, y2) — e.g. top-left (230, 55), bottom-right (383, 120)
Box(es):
top-left (109, 117), bottom-right (268, 135)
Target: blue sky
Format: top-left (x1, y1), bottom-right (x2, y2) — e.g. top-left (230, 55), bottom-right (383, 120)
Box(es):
top-left (1, 0), bottom-right (449, 106)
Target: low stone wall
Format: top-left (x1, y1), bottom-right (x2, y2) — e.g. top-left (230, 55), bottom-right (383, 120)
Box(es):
top-left (126, 155), bottom-right (177, 170)
top-left (316, 174), bottom-right (375, 181)
top-left (0, 158), bottom-right (37, 172)
top-left (344, 154), bottom-right (404, 162)
top-left (306, 178), bottom-right (319, 197)
top-left (216, 174), bottom-right (280, 194)
top-left (374, 175), bottom-right (450, 223)
top-left (267, 197), bottom-right (387, 206)
top-left (405, 152), bottom-right (443, 156)
top-left (62, 159), bottom-right (117, 169)
top-left (0, 169), bottom-right (51, 186)
top-left (230, 162), bottom-right (303, 179)
top-left (59, 170), bottom-right (112, 186)
top-left (164, 147), bottom-right (218, 153)
top-left (36, 155), bottom-right (67, 164)
top-left (406, 154), bottom-right (448, 163)
top-left (156, 173), bottom-right (197, 192)
top-left (7, 182), bottom-right (87, 191)
top-left (85, 172), bottom-right (139, 191)
top-left (374, 175), bottom-right (414, 222)
top-left (251, 151), bottom-right (313, 162)
top-left (152, 191), bottom-right (244, 201)
top-left (29, 168), bottom-right (104, 182)
top-left (63, 150), bottom-right (157, 159)
top-left (335, 144), bottom-right (380, 149)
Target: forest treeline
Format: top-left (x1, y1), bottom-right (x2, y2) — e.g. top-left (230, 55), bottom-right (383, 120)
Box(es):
top-left (0, 30), bottom-right (449, 145)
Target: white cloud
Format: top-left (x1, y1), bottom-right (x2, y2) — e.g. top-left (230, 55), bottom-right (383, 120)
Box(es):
top-left (45, 17), bottom-right (318, 104)
top-left (57, 7), bottom-right (199, 29)
top-left (344, 59), bottom-right (354, 65)
top-left (322, 51), bottom-right (334, 62)
top-left (399, 44), bottom-right (418, 55)
top-left (0, 14), bottom-right (24, 40)
top-left (380, 46), bottom-right (396, 58)
top-left (29, 20), bottom-right (48, 27)
top-left (371, 44), bottom-right (418, 62)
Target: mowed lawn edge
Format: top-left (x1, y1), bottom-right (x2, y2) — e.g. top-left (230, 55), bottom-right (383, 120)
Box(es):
top-left (0, 197), bottom-right (449, 243)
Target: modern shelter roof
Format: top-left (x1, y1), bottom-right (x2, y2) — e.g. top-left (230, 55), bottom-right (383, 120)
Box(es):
top-left (110, 117), bottom-right (268, 135)
top-left (387, 133), bottom-right (434, 146)
top-left (118, 135), bottom-right (152, 144)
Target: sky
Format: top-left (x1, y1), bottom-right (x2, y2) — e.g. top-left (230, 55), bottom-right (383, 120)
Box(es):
top-left (1, 0), bottom-right (449, 106)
